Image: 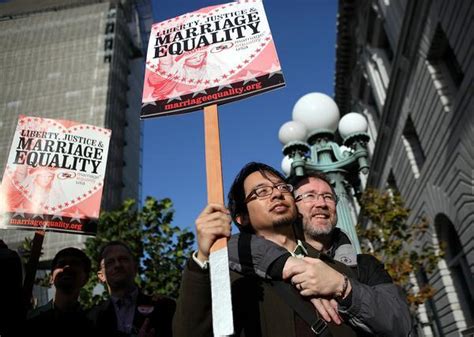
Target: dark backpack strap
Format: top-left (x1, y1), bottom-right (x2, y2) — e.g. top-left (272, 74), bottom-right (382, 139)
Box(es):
top-left (270, 280), bottom-right (331, 336)
top-left (269, 246), bottom-right (359, 337)
top-left (270, 280), bottom-right (358, 337)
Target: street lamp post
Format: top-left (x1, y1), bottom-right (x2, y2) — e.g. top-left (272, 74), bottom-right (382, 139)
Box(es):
top-left (278, 92), bottom-right (370, 253)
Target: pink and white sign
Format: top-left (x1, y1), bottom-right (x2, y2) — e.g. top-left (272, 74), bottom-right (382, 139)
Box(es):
top-left (141, 0), bottom-right (285, 118)
top-left (0, 115), bottom-right (111, 235)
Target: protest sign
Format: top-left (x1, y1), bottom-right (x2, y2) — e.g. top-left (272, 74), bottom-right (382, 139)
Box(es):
top-left (141, 0), bottom-right (285, 118)
top-left (0, 115), bottom-right (111, 235)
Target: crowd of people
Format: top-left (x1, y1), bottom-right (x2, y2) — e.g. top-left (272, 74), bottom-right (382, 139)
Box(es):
top-left (0, 161), bottom-right (412, 337)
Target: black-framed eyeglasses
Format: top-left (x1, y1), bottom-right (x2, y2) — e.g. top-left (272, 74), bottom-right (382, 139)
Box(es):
top-left (295, 192), bottom-right (338, 204)
top-left (244, 183), bottom-right (294, 203)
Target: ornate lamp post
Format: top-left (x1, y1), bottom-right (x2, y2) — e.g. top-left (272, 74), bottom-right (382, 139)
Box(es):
top-left (278, 92), bottom-right (370, 253)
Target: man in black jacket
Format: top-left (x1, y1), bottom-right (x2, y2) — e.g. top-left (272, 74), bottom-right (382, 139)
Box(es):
top-left (89, 241), bottom-right (175, 337)
top-left (227, 171), bottom-right (412, 336)
top-left (174, 162), bottom-right (360, 337)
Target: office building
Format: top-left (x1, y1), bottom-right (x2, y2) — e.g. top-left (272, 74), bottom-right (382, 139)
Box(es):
top-left (0, 0), bottom-right (150, 262)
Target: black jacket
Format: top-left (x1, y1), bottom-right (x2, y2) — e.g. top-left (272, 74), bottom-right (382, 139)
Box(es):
top-left (88, 291), bottom-right (175, 337)
top-left (25, 301), bottom-right (95, 337)
top-left (227, 230), bottom-right (412, 337)
top-left (173, 251), bottom-right (357, 337)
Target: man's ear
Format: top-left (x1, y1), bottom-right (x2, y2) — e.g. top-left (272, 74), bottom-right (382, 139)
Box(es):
top-left (97, 269), bottom-right (106, 283)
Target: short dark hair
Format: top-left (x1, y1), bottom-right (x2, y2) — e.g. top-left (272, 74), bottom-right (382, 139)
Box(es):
top-left (98, 240), bottom-right (135, 267)
top-left (51, 247), bottom-right (91, 275)
top-left (227, 162), bottom-right (287, 232)
top-left (288, 171), bottom-right (337, 199)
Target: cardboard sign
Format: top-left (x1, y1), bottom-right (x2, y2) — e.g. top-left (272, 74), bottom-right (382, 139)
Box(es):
top-left (141, 0), bottom-right (285, 118)
top-left (0, 115), bottom-right (111, 235)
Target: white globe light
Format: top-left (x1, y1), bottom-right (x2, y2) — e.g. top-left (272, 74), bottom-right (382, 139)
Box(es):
top-left (292, 92), bottom-right (340, 132)
top-left (338, 112), bottom-right (368, 139)
top-left (281, 155), bottom-right (293, 176)
top-left (278, 120), bottom-right (307, 145)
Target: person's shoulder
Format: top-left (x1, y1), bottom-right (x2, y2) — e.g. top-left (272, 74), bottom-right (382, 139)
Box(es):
top-left (138, 292), bottom-right (175, 308)
top-left (356, 253), bottom-right (387, 273)
top-left (27, 301), bottom-right (54, 320)
top-left (87, 298), bottom-right (113, 318)
top-left (230, 269), bottom-right (264, 291)
top-left (24, 303), bottom-right (54, 335)
top-left (356, 253), bottom-right (393, 284)
top-left (92, 297), bottom-right (113, 308)
top-left (152, 294), bottom-right (176, 306)
top-left (0, 245), bottom-right (21, 260)
top-left (357, 253), bottom-right (383, 265)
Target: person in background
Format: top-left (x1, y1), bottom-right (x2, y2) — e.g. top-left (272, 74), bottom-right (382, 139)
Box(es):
top-left (25, 247), bottom-right (95, 337)
top-left (0, 239), bottom-right (25, 337)
top-left (89, 241), bottom-right (175, 337)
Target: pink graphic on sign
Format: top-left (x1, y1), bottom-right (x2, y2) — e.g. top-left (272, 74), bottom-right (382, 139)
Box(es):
top-left (0, 115), bottom-right (111, 235)
top-left (141, 0), bottom-right (285, 118)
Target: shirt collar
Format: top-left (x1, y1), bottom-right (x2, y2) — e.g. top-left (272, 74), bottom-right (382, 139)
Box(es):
top-left (111, 286), bottom-right (139, 307)
top-left (291, 239), bottom-right (308, 257)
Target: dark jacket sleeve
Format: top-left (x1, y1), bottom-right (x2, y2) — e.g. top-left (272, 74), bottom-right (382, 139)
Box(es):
top-left (227, 232), bottom-right (290, 279)
top-left (172, 258), bottom-right (213, 337)
top-left (0, 246), bottom-right (25, 336)
top-left (339, 254), bottom-right (413, 337)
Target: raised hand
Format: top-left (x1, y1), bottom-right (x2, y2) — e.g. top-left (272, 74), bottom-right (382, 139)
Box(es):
top-left (195, 203), bottom-right (232, 262)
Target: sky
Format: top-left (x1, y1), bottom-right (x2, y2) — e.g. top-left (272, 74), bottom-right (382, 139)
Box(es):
top-left (144, 0), bottom-right (338, 233)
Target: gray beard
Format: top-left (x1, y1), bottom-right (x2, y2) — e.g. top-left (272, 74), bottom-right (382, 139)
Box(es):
top-left (304, 221), bottom-right (335, 238)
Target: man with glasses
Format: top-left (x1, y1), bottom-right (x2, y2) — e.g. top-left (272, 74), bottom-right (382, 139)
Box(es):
top-left (289, 172), bottom-right (411, 332)
top-left (174, 162), bottom-right (361, 337)
top-left (226, 171), bottom-right (412, 336)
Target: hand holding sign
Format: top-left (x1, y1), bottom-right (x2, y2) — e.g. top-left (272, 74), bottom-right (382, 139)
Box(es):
top-left (141, 1), bottom-right (285, 335)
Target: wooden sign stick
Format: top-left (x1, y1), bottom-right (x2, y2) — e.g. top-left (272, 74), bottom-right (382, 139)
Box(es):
top-left (23, 229), bottom-right (45, 310)
top-left (203, 104), bottom-right (234, 336)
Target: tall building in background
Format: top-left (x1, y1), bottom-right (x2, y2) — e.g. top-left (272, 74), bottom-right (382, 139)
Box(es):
top-left (0, 0), bottom-right (151, 262)
top-left (334, 0), bottom-right (473, 336)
